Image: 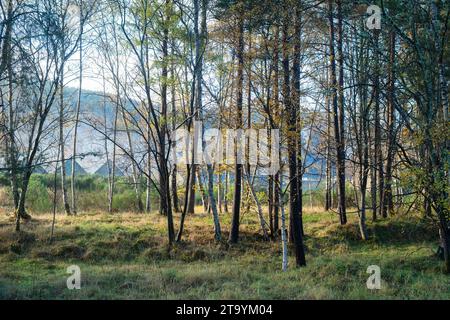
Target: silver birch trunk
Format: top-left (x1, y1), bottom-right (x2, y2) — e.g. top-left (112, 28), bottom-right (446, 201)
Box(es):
top-left (71, 6), bottom-right (84, 214)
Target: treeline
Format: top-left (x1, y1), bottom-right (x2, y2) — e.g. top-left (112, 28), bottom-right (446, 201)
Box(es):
top-left (0, 0), bottom-right (448, 272)
top-left (0, 174), bottom-right (161, 212)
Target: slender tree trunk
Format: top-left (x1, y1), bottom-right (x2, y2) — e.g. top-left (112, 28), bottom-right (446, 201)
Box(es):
top-left (109, 97), bottom-right (119, 213)
top-left (274, 172), bottom-right (280, 234)
top-left (439, 215), bottom-right (450, 273)
top-left (283, 24), bottom-right (295, 244)
top-left (146, 152), bottom-right (152, 213)
top-left (272, 26), bottom-right (280, 235)
top-left (430, 1), bottom-right (449, 121)
top-left (157, 1), bottom-right (174, 239)
top-left (245, 32), bottom-right (252, 215)
top-left (71, 4), bottom-right (84, 215)
top-left (16, 171), bottom-right (31, 231)
top-left (50, 147), bottom-right (61, 242)
top-left (109, 13), bottom-right (123, 204)
top-left (197, 169), bottom-right (209, 212)
top-left (335, 0), bottom-right (346, 225)
top-left (171, 168), bottom-right (180, 212)
top-left (359, 70), bottom-right (370, 240)
top-left (101, 68), bottom-right (112, 214)
top-left (279, 175), bottom-right (288, 271)
top-left (122, 106), bottom-right (144, 212)
top-left (228, 15), bottom-right (244, 244)
top-left (244, 168), bottom-right (269, 240)
top-left (208, 165), bottom-right (222, 241)
top-left (177, 165), bottom-right (194, 241)
top-left (329, 0), bottom-right (347, 222)
top-left (373, 31), bottom-right (385, 218)
top-left (146, 98), bottom-right (152, 213)
top-left (0, 0), bottom-right (13, 79)
top-left (370, 125), bottom-right (377, 221)
top-left (14, 107), bottom-right (52, 230)
top-left (159, 5), bottom-right (169, 215)
top-left (431, 0), bottom-right (449, 272)
top-left (224, 170), bottom-right (229, 213)
top-left (217, 172), bottom-right (223, 213)
top-left (293, 4), bottom-right (304, 236)
top-left (186, 118), bottom-right (197, 214)
top-left (161, 159), bottom-right (175, 243)
top-left (268, 173), bottom-right (274, 236)
top-left (283, 11), bottom-right (306, 266)
top-left (382, 31), bottom-right (396, 217)
top-left (325, 51), bottom-right (332, 211)
top-left (171, 51), bottom-right (181, 213)
top-left (59, 58), bottom-right (71, 216)
top-left (6, 24), bottom-right (19, 209)
top-left (177, 120), bottom-right (198, 239)
top-left (359, 186), bottom-right (369, 240)
top-left (187, 173), bottom-right (196, 213)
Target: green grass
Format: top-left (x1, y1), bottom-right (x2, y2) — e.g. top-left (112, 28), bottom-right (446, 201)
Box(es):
top-left (0, 208), bottom-right (448, 299)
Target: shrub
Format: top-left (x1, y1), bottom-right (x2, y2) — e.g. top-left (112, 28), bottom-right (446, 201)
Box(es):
top-left (26, 178), bottom-right (52, 212)
top-left (113, 190), bottom-right (141, 212)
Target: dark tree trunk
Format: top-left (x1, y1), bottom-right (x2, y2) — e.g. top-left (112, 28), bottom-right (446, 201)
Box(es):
top-left (325, 51), bottom-right (332, 211)
top-left (161, 0), bottom-right (174, 244)
top-left (228, 16), bottom-right (244, 244)
top-left (224, 170), bottom-right (229, 213)
top-left (272, 25), bottom-right (280, 236)
top-left (161, 161), bottom-right (175, 243)
top-left (382, 31), bottom-right (396, 217)
top-left (328, 0), bottom-right (346, 225)
top-left (274, 172), bottom-right (280, 234)
top-left (439, 216), bottom-right (450, 274)
top-left (15, 171), bottom-right (32, 231)
top-left (292, 4), bottom-right (304, 237)
top-left (283, 21), bottom-right (294, 244)
top-left (187, 173), bottom-right (196, 213)
top-left (4, 9), bottom-right (19, 210)
top-left (59, 57), bottom-right (71, 216)
top-left (177, 164), bottom-right (194, 241)
top-left (171, 47), bottom-right (181, 213)
top-left (268, 173), bottom-right (274, 237)
top-left (159, 7), bottom-right (169, 215)
top-left (336, 0), bottom-right (346, 225)
top-left (370, 125), bottom-right (377, 221)
top-left (171, 167), bottom-right (180, 213)
top-left (373, 31), bottom-right (384, 218)
top-left (283, 9), bottom-right (306, 266)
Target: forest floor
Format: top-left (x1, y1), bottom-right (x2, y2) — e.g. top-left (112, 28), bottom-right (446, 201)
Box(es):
top-left (0, 207), bottom-right (448, 299)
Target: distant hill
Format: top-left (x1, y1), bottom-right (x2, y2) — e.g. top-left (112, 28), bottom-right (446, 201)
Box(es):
top-left (64, 159), bottom-right (87, 176)
top-left (58, 87), bottom-right (137, 173)
top-left (95, 160), bottom-right (125, 177)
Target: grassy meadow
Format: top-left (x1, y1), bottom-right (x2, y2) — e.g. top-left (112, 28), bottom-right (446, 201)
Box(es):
top-left (0, 206), bottom-right (448, 300)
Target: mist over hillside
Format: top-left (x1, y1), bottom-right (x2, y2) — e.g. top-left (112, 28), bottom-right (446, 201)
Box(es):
top-left (53, 86), bottom-right (137, 174)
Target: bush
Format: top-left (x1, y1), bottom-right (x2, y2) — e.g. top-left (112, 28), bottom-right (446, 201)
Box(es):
top-left (27, 178), bottom-right (52, 212)
top-left (0, 174), bottom-right (10, 187)
top-left (113, 190), bottom-right (141, 212)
